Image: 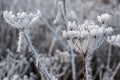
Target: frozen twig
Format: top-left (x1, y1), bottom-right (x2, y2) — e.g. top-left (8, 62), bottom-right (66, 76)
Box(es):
top-left (107, 44), bottom-right (112, 69)
top-left (56, 0), bottom-right (68, 31)
top-left (70, 47), bottom-right (77, 80)
top-left (110, 62), bottom-right (120, 79)
top-left (48, 27), bottom-right (60, 57)
top-left (61, 1), bottom-right (77, 79)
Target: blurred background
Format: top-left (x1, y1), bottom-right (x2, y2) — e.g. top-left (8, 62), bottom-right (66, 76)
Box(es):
top-left (0, 0), bottom-right (120, 80)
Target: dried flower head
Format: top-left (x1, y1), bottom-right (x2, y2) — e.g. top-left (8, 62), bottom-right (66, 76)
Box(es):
top-left (3, 10), bottom-right (40, 29)
top-left (63, 20), bottom-right (113, 54)
top-left (63, 14), bottom-right (113, 80)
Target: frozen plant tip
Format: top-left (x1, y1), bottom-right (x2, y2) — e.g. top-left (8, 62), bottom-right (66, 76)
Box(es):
top-left (107, 34), bottom-right (120, 47)
top-left (97, 13), bottom-right (112, 24)
top-left (3, 10), bottom-right (40, 29)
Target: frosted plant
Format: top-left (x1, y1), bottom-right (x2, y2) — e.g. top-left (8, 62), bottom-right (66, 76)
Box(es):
top-left (63, 20), bottom-right (113, 55)
top-left (62, 14), bottom-right (113, 80)
top-left (3, 10), bottom-right (57, 80)
top-left (107, 34), bottom-right (120, 47)
top-left (3, 10), bottom-right (40, 29)
top-left (97, 13), bottom-right (112, 25)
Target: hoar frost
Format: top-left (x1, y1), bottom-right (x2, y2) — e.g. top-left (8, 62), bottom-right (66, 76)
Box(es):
top-left (63, 20), bottom-right (113, 54)
top-left (3, 10), bottom-right (40, 29)
top-left (62, 14), bottom-right (113, 80)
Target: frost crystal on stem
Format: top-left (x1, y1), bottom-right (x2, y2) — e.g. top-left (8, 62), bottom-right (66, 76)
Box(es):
top-left (17, 31), bottom-right (25, 52)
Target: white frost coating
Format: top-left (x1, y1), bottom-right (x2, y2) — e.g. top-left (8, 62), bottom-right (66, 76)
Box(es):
top-left (107, 35), bottom-right (120, 47)
top-left (97, 13), bottom-right (112, 24)
top-left (86, 52), bottom-right (93, 80)
top-left (63, 31), bottom-right (80, 38)
top-left (62, 14), bottom-right (113, 80)
top-left (17, 31), bottom-right (24, 52)
top-left (63, 20), bottom-right (113, 54)
top-left (63, 20), bottom-right (113, 40)
top-left (3, 10), bottom-right (40, 29)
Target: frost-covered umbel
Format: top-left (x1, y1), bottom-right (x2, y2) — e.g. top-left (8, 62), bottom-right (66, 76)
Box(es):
top-left (3, 10), bottom-right (40, 29)
top-left (63, 20), bottom-right (113, 54)
top-left (107, 35), bottom-right (120, 47)
top-left (62, 14), bottom-right (113, 80)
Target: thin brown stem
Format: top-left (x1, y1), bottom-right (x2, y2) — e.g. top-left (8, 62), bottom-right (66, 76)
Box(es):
top-left (83, 55), bottom-right (86, 80)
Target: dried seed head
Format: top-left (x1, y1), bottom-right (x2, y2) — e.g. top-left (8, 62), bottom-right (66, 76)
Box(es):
top-left (3, 10), bottom-right (41, 29)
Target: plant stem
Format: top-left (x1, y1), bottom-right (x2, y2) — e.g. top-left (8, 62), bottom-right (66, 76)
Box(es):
top-left (21, 29), bottom-right (55, 80)
top-left (21, 29), bottom-right (37, 59)
top-left (83, 55), bottom-right (87, 80)
top-left (71, 48), bottom-right (76, 80)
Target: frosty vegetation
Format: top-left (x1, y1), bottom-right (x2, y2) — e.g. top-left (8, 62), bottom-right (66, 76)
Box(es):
top-left (3, 10), bottom-right (57, 80)
top-left (62, 13), bottom-right (113, 80)
top-left (1, 0), bottom-right (120, 80)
